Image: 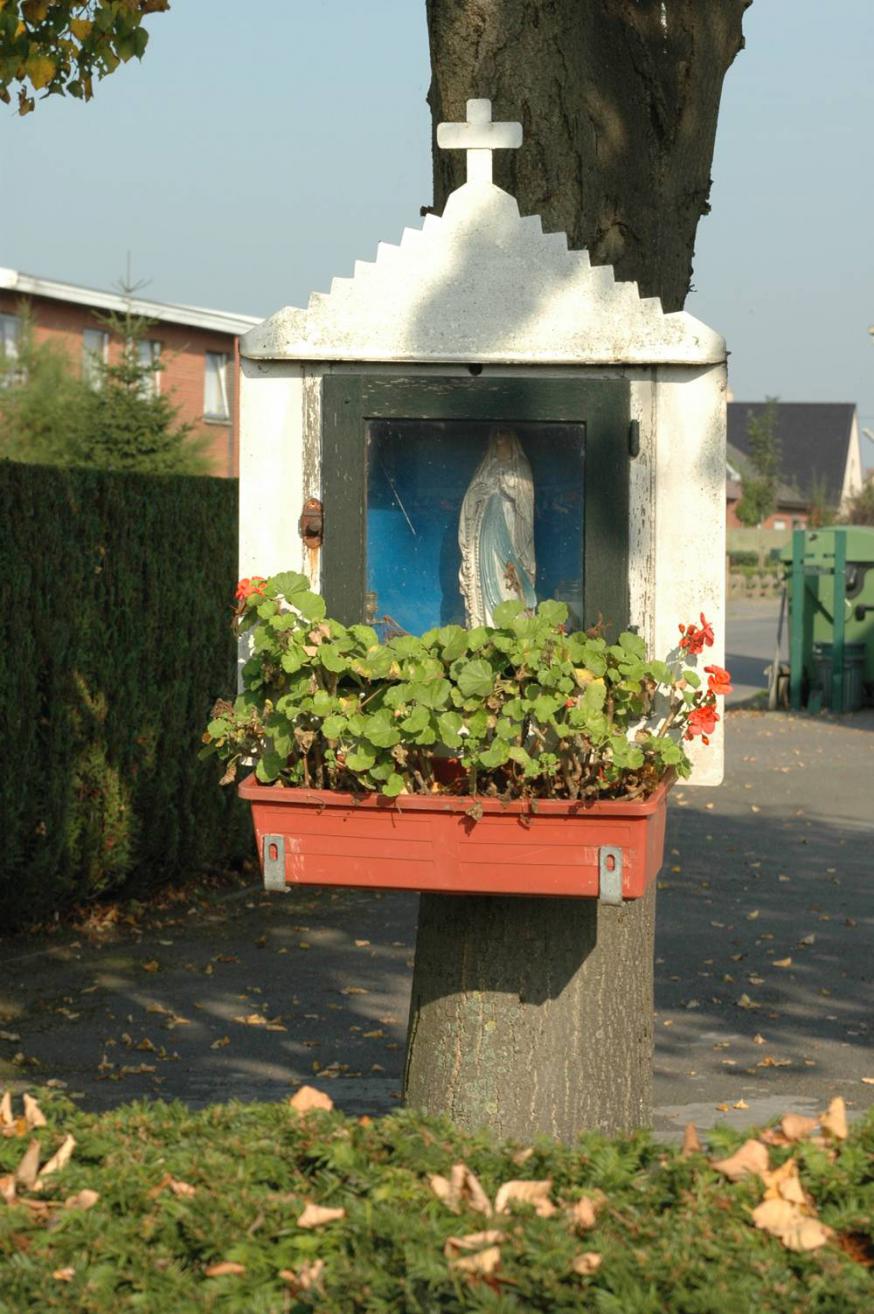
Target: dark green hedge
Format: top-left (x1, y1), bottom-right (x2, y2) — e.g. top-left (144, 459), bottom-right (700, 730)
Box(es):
top-left (0, 460), bottom-right (252, 928)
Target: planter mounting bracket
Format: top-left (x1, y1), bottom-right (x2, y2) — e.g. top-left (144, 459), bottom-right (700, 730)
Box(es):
top-left (262, 835), bottom-right (288, 892)
top-left (598, 846), bottom-right (623, 905)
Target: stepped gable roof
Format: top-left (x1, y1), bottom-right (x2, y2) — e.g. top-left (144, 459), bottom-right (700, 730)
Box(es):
top-left (241, 181), bottom-right (725, 367)
top-left (728, 402), bottom-right (856, 505)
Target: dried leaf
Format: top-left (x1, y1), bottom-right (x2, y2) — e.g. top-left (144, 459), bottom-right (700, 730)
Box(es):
top-left (204, 1261), bottom-right (246, 1277)
top-left (289, 1085), bottom-right (334, 1115)
top-left (572, 1252), bottom-right (603, 1276)
top-left (453, 1163), bottom-right (493, 1216)
top-left (22, 1095), bottom-right (46, 1130)
top-left (452, 1244), bottom-right (501, 1276)
top-left (169, 1179), bottom-right (196, 1198)
top-left (681, 1122), bottom-right (703, 1157)
top-left (0, 1091), bottom-right (13, 1126)
top-left (511, 1147), bottom-right (534, 1166)
top-left (279, 1259), bottom-right (325, 1291)
top-left (781, 1113), bottom-right (817, 1142)
top-left (495, 1178), bottom-right (555, 1217)
top-left (0, 1174), bottom-right (16, 1204)
top-left (297, 1202), bottom-right (346, 1229)
top-left (36, 1134), bottom-right (76, 1183)
top-left (15, 1140), bottom-right (41, 1189)
top-left (710, 1139), bottom-right (770, 1182)
top-left (142, 960), bottom-right (160, 973)
top-left (568, 1196), bottom-right (599, 1231)
top-left (52, 1267), bottom-right (76, 1282)
top-left (752, 1198), bottom-right (833, 1251)
top-left (210, 1036), bottom-right (230, 1050)
top-left (761, 1158), bottom-right (812, 1209)
top-left (444, 1229), bottom-right (507, 1259)
top-left (233, 1013), bottom-right (268, 1027)
top-left (773, 957), bottom-right (792, 968)
top-left (821, 1096), bottom-right (848, 1141)
top-left (64, 1189), bottom-right (99, 1211)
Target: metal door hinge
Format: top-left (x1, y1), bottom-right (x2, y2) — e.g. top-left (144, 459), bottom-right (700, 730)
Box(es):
top-left (628, 420), bottom-right (640, 458)
top-left (599, 846), bottom-right (623, 904)
top-left (299, 498), bottom-right (323, 548)
top-left (262, 835), bottom-right (287, 892)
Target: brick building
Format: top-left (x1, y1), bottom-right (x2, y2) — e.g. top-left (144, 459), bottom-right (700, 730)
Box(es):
top-left (0, 268), bottom-right (259, 476)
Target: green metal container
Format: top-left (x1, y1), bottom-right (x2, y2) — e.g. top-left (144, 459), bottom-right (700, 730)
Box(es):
top-left (782, 527), bottom-right (874, 711)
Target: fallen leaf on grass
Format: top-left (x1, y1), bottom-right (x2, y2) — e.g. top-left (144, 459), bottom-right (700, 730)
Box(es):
top-left (444, 1229), bottom-right (507, 1260)
top-left (341, 986), bottom-right (368, 996)
top-left (495, 1179), bottom-right (556, 1217)
top-left (821, 1096), bottom-right (848, 1141)
top-left (289, 1085), bottom-right (334, 1115)
top-left (737, 994), bottom-right (760, 1010)
top-left (64, 1189), bottom-right (99, 1210)
top-left (15, 1140), bottom-right (41, 1189)
top-left (452, 1244), bottom-right (501, 1276)
top-left (52, 1268), bottom-right (76, 1282)
top-left (0, 1091), bottom-right (13, 1126)
top-left (572, 1252), bottom-right (603, 1276)
top-left (711, 1139), bottom-right (769, 1182)
top-left (0, 1031), bottom-right (21, 1043)
top-left (752, 1198), bottom-right (833, 1252)
top-left (752, 1034), bottom-right (766, 1045)
top-left (781, 1113), bottom-right (818, 1142)
top-left (568, 1196), bottom-right (601, 1231)
top-left (429, 1163), bottom-right (492, 1216)
top-left (204, 1261), bottom-right (246, 1277)
top-left (232, 1013), bottom-right (269, 1027)
top-left (773, 957), bottom-right (792, 968)
top-left (279, 1259), bottom-right (325, 1291)
top-left (36, 1134), bottom-right (76, 1185)
top-left (297, 1203), bottom-right (346, 1229)
top-left (681, 1123), bottom-right (702, 1157)
top-left (210, 1036), bottom-right (230, 1050)
top-left (511, 1147), bottom-right (534, 1166)
top-left (0, 1174), bottom-right (16, 1203)
top-left (141, 961), bottom-right (160, 973)
top-left (757, 1055), bottom-right (791, 1068)
top-left (862, 1078), bottom-right (874, 1086)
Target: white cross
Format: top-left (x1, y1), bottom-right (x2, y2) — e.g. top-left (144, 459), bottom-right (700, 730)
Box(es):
top-left (436, 98), bottom-right (522, 186)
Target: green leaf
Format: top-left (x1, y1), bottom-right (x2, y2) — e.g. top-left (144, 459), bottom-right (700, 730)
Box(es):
top-left (322, 715), bottom-right (347, 739)
top-left (381, 772), bottom-right (406, 797)
top-left (437, 710), bottom-right (463, 748)
top-left (438, 625), bottom-right (469, 661)
top-left (478, 740), bottom-right (509, 769)
top-left (255, 750), bottom-right (283, 782)
top-left (345, 746), bottom-right (376, 771)
top-left (318, 643), bottom-right (350, 673)
top-left (683, 669), bottom-right (702, 689)
top-left (492, 600), bottom-right (524, 627)
top-left (532, 693), bottom-right (561, 722)
top-left (400, 706), bottom-right (430, 734)
top-left (280, 650), bottom-right (304, 674)
top-left (294, 591), bottom-right (327, 621)
top-left (362, 711), bottom-right (400, 748)
top-left (536, 599), bottom-right (568, 627)
top-left (457, 659), bottom-right (494, 699)
top-left (268, 571), bottom-right (310, 599)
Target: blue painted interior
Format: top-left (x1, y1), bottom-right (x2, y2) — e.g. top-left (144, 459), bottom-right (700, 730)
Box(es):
top-left (366, 420), bottom-right (585, 635)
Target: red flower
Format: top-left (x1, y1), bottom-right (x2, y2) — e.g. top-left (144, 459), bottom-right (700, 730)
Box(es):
top-left (235, 576), bottom-right (267, 603)
top-left (704, 664), bottom-right (733, 696)
top-left (685, 704), bottom-right (719, 741)
top-left (678, 613), bottom-right (715, 656)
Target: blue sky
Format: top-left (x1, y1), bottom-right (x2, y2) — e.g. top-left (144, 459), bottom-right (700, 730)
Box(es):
top-left (2, 1), bottom-right (872, 458)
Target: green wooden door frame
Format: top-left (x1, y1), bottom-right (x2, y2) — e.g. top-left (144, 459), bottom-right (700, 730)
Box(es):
top-left (321, 374), bottom-right (630, 633)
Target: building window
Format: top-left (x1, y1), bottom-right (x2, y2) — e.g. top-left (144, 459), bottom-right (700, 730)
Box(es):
top-left (136, 339), bottom-right (161, 397)
top-left (773, 518), bottom-right (786, 530)
top-left (203, 351), bottom-right (230, 420)
top-left (1, 312), bottom-right (20, 361)
top-left (82, 327), bottom-right (109, 388)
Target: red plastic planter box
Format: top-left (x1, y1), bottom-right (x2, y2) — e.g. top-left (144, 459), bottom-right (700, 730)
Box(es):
top-left (239, 775), bottom-right (671, 901)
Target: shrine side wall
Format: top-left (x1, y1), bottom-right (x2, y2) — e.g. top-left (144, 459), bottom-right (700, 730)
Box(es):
top-left (238, 359), bottom-right (725, 784)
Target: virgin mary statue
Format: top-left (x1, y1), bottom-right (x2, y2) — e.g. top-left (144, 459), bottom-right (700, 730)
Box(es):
top-left (458, 427), bottom-right (537, 627)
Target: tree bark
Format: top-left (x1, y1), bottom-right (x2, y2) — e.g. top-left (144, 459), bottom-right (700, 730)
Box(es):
top-left (405, 887), bottom-right (655, 1141)
top-left (404, 1), bottom-right (749, 1141)
top-left (425, 0), bottom-right (751, 310)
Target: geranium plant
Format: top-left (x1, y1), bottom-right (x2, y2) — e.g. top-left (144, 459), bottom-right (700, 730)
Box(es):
top-left (203, 572), bottom-right (730, 802)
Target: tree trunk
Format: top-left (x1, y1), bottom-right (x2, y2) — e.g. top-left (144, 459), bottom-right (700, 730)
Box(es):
top-left (404, 0), bottom-right (749, 1141)
top-left (425, 0), bottom-right (751, 310)
top-left (405, 887), bottom-right (656, 1141)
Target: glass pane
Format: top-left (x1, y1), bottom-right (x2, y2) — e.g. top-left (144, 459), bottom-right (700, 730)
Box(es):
top-left (366, 419), bottom-right (585, 636)
top-left (204, 351), bottom-right (230, 418)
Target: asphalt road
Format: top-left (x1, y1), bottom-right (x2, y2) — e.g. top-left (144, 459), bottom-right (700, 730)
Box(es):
top-left (725, 597), bottom-right (785, 705)
top-left (1, 705), bottom-right (871, 1145)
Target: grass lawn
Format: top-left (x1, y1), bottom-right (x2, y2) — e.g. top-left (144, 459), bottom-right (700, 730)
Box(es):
top-left (0, 1088), bottom-right (871, 1312)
